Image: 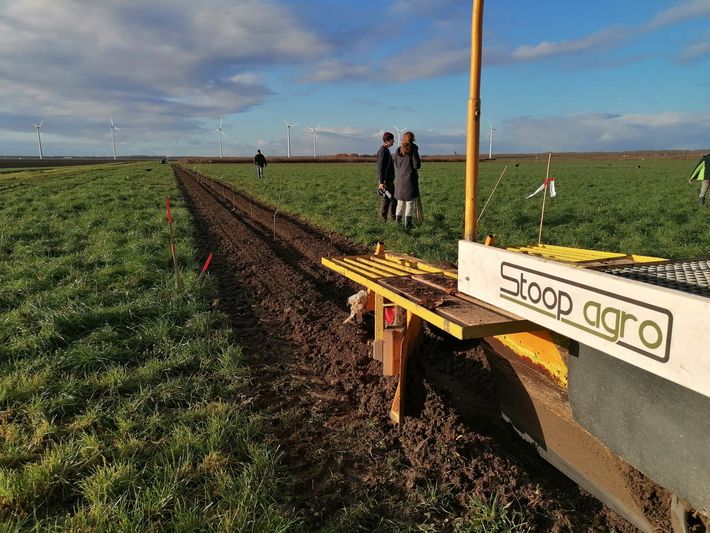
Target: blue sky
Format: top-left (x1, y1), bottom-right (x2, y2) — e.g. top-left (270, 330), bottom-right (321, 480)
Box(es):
top-left (1, 0), bottom-right (709, 157)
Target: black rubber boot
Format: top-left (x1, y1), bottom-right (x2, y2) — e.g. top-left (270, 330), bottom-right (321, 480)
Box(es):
top-left (404, 216), bottom-right (412, 230)
top-left (395, 215), bottom-right (403, 224)
top-left (699, 197), bottom-right (705, 206)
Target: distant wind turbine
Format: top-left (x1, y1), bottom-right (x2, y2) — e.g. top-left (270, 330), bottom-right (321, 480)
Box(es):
top-left (214, 116), bottom-right (227, 158)
top-left (488, 121), bottom-right (501, 159)
top-left (109, 115), bottom-right (120, 160)
top-left (393, 125), bottom-right (407, 147)
top-left (284, 120), bottom-right (297, 158)
top-left (305, 124), bottom-right (321, 158)
top-left (32, 120), bottom-right (44, 159)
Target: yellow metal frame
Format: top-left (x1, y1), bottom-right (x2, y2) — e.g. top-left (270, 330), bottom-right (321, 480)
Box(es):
top-left (504, 243), bottom-right (665, 264)
top-left (323, 243), bottom-right (669, 422)
top-left (322, 254), bottom-right (469, 338)
top-left (493, 330), bottom-right (568, 387)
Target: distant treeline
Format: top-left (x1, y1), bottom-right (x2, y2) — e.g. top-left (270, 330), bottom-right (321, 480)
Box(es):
top-left (179, 149), bottom-right (705, 165)
top-left (0, 157), bottom-right (162, 169)
top-left (2, 149), bottom-right (704, 169)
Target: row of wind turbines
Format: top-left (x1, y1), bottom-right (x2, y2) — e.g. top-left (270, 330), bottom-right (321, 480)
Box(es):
top-left (213, 119), bottom-right (458, 159)
top-left (31, 115), bottom-right (122, 160)
top-left (213, 117), bottom-right (325, 159)
top-left (30, 115), bottom-right (502, 160)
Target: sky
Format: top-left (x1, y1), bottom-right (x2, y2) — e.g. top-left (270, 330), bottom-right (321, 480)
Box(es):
top-left (1, 0), bottom-right (709, 157)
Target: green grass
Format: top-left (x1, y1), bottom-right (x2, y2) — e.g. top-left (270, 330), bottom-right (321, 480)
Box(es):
top-left (1, 160), bottom-right (670, 531)
top-left (193, 158), bottom-right (708, 262)
top-left (0, 163), bottom-right (295, 531)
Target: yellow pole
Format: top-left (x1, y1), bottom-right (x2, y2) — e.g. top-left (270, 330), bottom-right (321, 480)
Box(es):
top-left (464, 0), bottom-right (485, 242)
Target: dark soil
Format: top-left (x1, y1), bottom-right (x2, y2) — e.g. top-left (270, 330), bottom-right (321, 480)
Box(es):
top-left (173, 166), bottom-right (641, 532)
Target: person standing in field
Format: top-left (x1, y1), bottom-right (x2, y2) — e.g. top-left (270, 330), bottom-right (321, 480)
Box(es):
top-left (254, 149), bottom-right (267, 179)
top-left (377, 131), bottom-right (396, 221)
top-left (394, 131), bottom-right (421, 230)
top-left (689, 152), bottom-right (710, 205)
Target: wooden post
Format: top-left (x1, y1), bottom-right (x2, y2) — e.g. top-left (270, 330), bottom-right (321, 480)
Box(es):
top-left (373, 294), bottom-right (385, 362)
top-left (389, 312), bottom-right (423, 424)
top-left (477, 165), bottom-right (507, 223)
top-left (537, 153), bottom-right (552, 246)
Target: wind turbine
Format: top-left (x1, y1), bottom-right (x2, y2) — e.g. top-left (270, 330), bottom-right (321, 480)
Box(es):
top-left (32, 120), bottom-right (44, 159)
top-left (305, 123), bottom-right (321, 158)
top-left (284, 119), bottom-right (297, 158)
top-left (214, 116), bottom-right (227, 158)
top-left (393, 125), bottom-right (407, 147)
top-left (488, 121), bottom-right (501, 159)
top-left (109, 115), bottom-right (120, 160)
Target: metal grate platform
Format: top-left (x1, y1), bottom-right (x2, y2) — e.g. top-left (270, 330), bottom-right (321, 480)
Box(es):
top-left (600, 259), bottom-right (710, 298)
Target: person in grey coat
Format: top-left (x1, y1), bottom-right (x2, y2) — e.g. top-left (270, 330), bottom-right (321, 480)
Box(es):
top-left (394, 131), bottom-right (421, 230)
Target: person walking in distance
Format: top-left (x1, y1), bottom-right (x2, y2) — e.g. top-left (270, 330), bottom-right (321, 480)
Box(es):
top-left (394, 131), bottom-right (421, 230)
top-left (377, 132), bottom-right (396, 221)
top-left (689, 152), bottom-right (710, 205)
top-left (254, 149), bottom-right (267, 178)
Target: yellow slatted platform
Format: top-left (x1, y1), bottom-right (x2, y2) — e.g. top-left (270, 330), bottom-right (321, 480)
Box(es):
top-left (505, 244), bottom-right (665, 265)
top-left (323, 247), bottom-right (667, 341)
top-left (322, 252), bottom-right (535, 340)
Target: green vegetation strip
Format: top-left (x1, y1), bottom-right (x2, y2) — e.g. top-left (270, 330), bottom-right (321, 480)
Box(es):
top-left (0, 163), bottom-right (294, 531)
top-left (194, 159), bottom-right (708, 262)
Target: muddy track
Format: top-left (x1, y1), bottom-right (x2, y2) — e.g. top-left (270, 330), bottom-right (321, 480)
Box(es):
top-left (173, 165), bottom-right (637, 532)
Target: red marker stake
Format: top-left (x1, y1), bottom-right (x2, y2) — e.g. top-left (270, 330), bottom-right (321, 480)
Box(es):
top-left (197, 253), bottom-right (213, 283)
top-left (165, 196), bottom-right (181, 288)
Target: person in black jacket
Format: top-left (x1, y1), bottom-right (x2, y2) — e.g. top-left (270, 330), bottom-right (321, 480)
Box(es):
top-left (254, 149), bottom-right (267, 178)
top-left (376, 132), bottom-right (396, 221)
top-left (394, 131), bottom-right (421, 230)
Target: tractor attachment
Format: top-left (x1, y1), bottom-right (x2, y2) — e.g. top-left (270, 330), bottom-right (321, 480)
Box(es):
top-left (323, 241), bottom-right (710, 531)
top-left (322, 242), bottom-right (533, 422)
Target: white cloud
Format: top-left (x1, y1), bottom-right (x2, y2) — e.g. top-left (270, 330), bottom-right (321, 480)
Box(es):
top-left (646, 0), bottom-right (710, 30)
top-left (512, 27), bottom-right (626, 60)
top-left (500, 112), bottom-right (710, 152)
top-left (680, 31), bottom-right (710, 60)
top-left (229, 73), bottom-right (263, 85)
top-left (0, 0), bottom-right (327, 146)
top-left (510, 1), bottom-right (710, 64)
top-left (390, 0), bottom-right (462, 17)
top-left (318, 126), bottom-right (366, 136)
top-left (307, 60), bottom-right (372, 83)
top-left (384, 47), bottom-right (469, 82)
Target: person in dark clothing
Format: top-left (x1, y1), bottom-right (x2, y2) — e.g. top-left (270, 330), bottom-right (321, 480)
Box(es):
top-left (394, 131), bottom-right (421, 230)
top-left (254, 149), bottom-right (267, 178)
top-left (377, 132), bottom-right (396, 221)
top-left (689, 152), bottom-right (710, 205)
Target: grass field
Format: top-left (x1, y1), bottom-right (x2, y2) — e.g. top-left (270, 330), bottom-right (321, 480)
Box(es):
top-left (193, 158), bottom-right (708, 262)
top-left (2, 158), bottom-right (703, 531)
top-left (0, 162), bottom-right (536, 532)
top-left (0, 163), bottom-right (295, 530)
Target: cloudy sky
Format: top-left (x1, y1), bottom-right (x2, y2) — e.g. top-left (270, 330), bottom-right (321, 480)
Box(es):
top-left (2, 0), bottom-right (709, 157)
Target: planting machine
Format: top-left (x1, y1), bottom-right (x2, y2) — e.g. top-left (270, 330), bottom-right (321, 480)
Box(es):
top-left (322, 2), bottom-right (709, 531)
